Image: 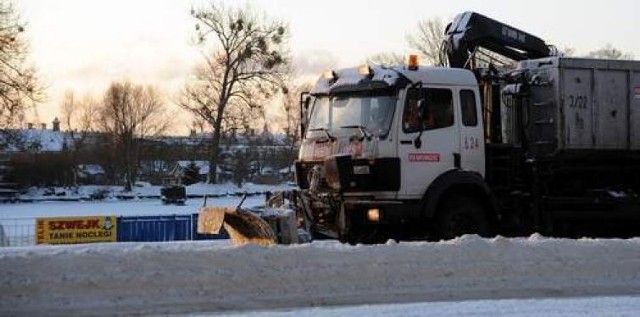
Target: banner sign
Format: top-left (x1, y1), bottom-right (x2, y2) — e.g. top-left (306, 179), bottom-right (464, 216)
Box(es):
top-left (36, 216), bottom-right (117, 245)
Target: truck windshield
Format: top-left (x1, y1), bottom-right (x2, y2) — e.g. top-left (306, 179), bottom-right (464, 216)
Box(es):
top-left (307, 91), bottom-right (396, 138)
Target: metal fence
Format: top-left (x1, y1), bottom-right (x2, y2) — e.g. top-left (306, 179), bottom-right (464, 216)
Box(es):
top-left (0, 217), bottom-right (35, 247)
top-left (0, 214), bottom-right (226, 247)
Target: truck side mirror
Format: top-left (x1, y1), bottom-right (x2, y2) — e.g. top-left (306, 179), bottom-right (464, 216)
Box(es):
top-left (414, 93), bottom-right (428, 149)
top-left (300, 92), bottom-right (311, 138)
top-left (417, 99), bottom-right (428, 120)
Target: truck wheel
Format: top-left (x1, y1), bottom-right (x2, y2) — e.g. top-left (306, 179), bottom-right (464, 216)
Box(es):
top-left (434, 194), bottom-right (491, 240)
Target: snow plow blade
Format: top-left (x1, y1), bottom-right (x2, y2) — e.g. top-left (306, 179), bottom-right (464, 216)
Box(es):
top-left (198, 207), bottom-right (277, 246)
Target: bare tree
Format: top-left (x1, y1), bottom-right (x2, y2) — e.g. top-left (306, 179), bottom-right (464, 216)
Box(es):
top-left (99, 81), bottom-right (170, 191)
top-left (586, 44), bottom-right (633, 60)
top-left (279, 81), bottom-right (312, 172)
top-left (366, 52), bottom-right (406, 67)
top-left (60, 90), bottom-right (99, 186)
top-left (281, 81), bottom-right (311, 143)
top-left (190, 116), bottom-right (207, 135)
top-left (0, 0), bottom-right (42, 129)
top-left (181, 3), bottom-right (290, 183)
top-left (407, 17), bottom-right (445, 66)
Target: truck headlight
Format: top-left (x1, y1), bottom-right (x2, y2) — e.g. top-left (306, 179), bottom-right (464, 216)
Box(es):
top-left (367, 208), bottom-right (380, 223)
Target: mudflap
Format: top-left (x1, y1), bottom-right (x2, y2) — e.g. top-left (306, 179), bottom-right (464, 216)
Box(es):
top-left (198, 207), bottom-right (277, 246)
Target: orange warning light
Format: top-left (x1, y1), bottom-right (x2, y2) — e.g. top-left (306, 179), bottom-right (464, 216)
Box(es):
top-left (408, 55), bottom-right (419, 71)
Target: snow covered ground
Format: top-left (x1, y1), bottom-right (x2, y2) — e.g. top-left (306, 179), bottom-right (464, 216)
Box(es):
top-left (2, 235), bottom-right (640, 316)
top-left (224, 296), bottom-right (640, 317)
top-left (20, 182), bottom-right (296, 201)
top-left (0, 195), bottom-right (264, 218)
top-left (2, 186), bottom-right (640, 316)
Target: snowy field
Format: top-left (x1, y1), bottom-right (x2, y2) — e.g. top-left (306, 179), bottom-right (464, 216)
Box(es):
top-left (0, 195), bottom-right (264, 218)
top-left (2, 235), bottom-right (640, 316)
top-left (2, 186), bottom-right (640, 316)
top-left (20, 182), bottom-right (295, 201)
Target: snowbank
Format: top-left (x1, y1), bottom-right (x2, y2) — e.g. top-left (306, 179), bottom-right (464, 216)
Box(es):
top-left (231, 296), bottom-right (640, 317)
top-left (2, 235), bottom-right (640, 316)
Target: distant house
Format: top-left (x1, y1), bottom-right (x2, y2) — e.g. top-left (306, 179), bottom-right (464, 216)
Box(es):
top-left (279, 165), bottom-right (295, 180)
top-left (2, 129), bottom-right (68, 153)
top-left (0, 118), bottom-right (108, 155)
top-left (77, 164), bottom-right (106, 185)
top-left (137, 160), bottom-right (171, 185)
top-left (260, 166), bottom-right (275, 176)
top-left (168, 161), bottom-right (232, 183)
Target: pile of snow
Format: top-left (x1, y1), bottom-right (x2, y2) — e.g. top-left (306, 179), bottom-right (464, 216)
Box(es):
top-left (2, 235), bottom-right (640, 315)
top-left (226, 296), bottom-right (640, 317)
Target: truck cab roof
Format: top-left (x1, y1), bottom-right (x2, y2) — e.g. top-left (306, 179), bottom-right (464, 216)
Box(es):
top-left (310, 65), bottom-right (478, 95)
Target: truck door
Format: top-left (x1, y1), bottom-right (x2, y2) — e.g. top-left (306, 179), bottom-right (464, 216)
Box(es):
top-left (458, 88), bottom-right (485, 175)
top-left (398, 86), bottom-right (460, 199)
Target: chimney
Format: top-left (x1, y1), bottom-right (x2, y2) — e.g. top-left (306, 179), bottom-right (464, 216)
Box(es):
top-left (52, 117), bottom-right (60, 132)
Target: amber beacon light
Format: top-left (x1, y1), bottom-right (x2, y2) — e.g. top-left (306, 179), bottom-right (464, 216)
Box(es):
top-left (408, 54), bottom-right (419, 71)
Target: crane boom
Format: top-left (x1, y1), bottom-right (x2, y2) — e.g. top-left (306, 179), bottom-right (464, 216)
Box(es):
top-left (443, 11), bottom-right (552, 68)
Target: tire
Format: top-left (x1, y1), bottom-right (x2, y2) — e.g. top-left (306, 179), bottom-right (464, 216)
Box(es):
top-left (434, 194), bottom-right (491, 240)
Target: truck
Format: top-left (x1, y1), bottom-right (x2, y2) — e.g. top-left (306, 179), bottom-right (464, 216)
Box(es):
top-left (161, 177), bottom-right (187, 205)
top-left (200, 11), bottom-right (640, 244)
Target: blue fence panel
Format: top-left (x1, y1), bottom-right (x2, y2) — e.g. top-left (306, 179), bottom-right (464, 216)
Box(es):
top-left (117, 215), bottom-right (191, 242)
top-left (117, 214), bottom-right (227, 242)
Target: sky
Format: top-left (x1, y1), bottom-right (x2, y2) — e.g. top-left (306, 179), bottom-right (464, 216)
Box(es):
top-left (15, 0), bottom-right (640, 134)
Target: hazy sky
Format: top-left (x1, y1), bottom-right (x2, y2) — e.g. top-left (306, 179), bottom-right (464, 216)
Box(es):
top-left (16, 0), bottom-right (640, 134)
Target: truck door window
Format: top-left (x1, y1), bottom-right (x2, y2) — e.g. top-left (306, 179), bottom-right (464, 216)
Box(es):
top-left (460, 89), bottom-right (478, 127)
top-left (403, 88), bottom-right (453, 133)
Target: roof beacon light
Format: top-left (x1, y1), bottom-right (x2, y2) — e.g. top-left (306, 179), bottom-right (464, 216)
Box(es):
top-left (408, 55), bottom-right (419, 71)
top-left (321, 70), bottom-right (335, 80)
top-left (358, 64), bottom-right (374, 79)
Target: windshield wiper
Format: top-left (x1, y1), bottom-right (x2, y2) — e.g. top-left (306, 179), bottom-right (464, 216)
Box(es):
top-left (339, 125), bottom-right (371, 140)
top-left (308, 127), bottom-right (336, 141)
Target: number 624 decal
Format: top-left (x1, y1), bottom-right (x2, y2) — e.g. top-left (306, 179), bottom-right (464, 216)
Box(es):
top-left (464, 136), bottom-right (480, 150)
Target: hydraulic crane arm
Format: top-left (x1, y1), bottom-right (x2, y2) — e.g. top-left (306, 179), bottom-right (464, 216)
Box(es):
top-left (443, 11), bottom-right (552, 68)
